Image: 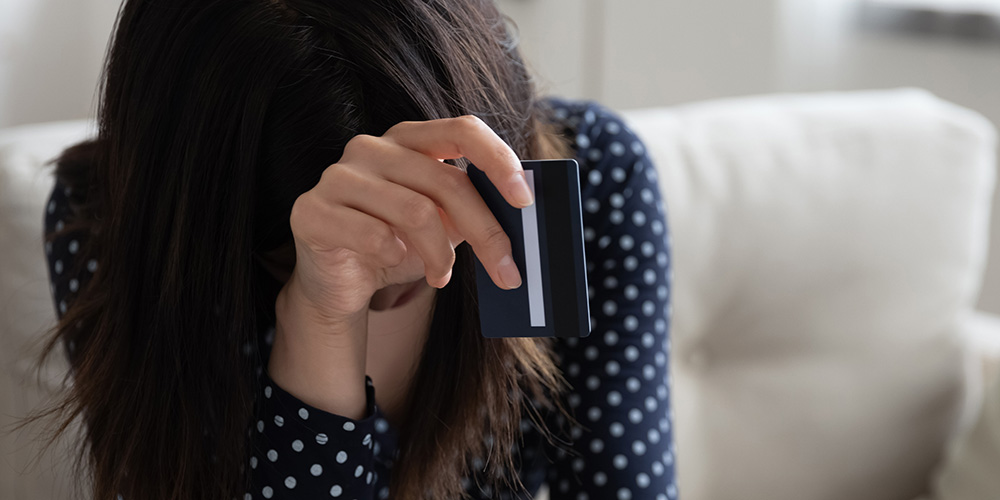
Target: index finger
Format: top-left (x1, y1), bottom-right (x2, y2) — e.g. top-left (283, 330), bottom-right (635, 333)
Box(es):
top-left (383, 115), bottom-right (535, 208)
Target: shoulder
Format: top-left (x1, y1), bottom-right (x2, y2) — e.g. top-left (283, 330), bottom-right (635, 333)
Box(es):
top-left (541, 98), bottom-right (651, 179)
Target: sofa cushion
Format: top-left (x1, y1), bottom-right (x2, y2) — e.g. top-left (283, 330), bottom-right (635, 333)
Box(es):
top-left (623, 89), bottom-right (997, 500)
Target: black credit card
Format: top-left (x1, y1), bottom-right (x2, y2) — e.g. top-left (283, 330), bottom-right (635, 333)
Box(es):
top-left (467, 159), bottom-right (591, 338)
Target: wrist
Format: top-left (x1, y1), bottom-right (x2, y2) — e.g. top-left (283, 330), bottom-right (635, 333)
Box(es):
top-left (269, 280), bottom-right (370, 419)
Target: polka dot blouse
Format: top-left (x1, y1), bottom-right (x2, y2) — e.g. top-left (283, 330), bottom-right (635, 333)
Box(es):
top-left (44, 99), bottom-right (678, 500)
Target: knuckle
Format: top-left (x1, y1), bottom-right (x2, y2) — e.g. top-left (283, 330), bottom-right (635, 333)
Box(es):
top-left (366, 225), bottom-right (397, 257)
top-left (479, 223), bottom-right (510, 252)
top-left (343, 134), bottom-right (381, 157)
top-left (453, 114), bottom-right (486, 135)
top-left (401, 196), bottom-right (438, 229)
top-left (438, 167), bottom-right (467, 193)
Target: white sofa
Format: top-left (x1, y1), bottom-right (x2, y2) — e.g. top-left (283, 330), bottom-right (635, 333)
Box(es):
top-left (2, 89), bottom-right (998, 500)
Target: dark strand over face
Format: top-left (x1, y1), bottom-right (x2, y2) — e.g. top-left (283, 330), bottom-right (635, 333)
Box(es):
top-left (32, 1), bottom-right (571, 499)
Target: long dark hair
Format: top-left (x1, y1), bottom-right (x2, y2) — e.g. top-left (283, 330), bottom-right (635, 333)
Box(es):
top-left (38, 1), bottom-right (569, 499)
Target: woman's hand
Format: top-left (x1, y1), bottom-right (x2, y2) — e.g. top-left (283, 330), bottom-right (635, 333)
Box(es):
top-left (269, 116), bottom-right (534, 418)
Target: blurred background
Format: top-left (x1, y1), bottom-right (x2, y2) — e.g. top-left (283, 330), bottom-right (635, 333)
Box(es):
top-left (3, 0), bottom-right (1000, 309)
top-left (4, 1), bottom-right (1000, 499)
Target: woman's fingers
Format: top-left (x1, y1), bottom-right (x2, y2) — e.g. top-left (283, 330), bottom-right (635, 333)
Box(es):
top-left (362, 143), bottom-right (522, 290)
top-left (383, 115), bottom-right (535, 209)
top-left (291, 193), bottom-right (407, 271)
top-left (322, 164), bottom-right (456, 289)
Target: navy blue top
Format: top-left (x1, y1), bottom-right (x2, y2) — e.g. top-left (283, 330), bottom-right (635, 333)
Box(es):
top-left (44, 99), bottom-right (678, 500)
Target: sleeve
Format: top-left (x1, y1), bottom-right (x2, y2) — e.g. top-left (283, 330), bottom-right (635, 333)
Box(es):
top-left (544, 103), bottom-right (679, 500)
top-left (248, 371), bottom-right (389, 499)
top-left (44, 179), bottom-right (95, 360)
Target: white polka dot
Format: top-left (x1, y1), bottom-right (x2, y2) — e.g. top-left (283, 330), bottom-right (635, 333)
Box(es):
top-left (567, 363), bottom-right (580, 377)
top-left (256, 420), bottom-right (264, 432)
top-left (86, 259), bottom-right (98, 273)
top-left (652, 461), bottom-right (665, 476)
top-left (336, 451), bottom-right (347, 463)
top-left (585, 198), bottom-right (600, 213)
top-left (610, 422), bottom-right (625, 437)
top-left (605, 360), bottom-right (620, 376)
top-left (602, 300), bottom-right (618, 316)
top-left (624, 285), bottom-right (639, 300)
top-left (588, 149), bottom-right (603, 162)
top-left (610, 210), bottom-right (624, 225)
top-left (644, 365), bottom-right (656, 380)
top-left (588, 169), bottom-right (602, 186)
top-left (354, 465), bottom-right (364, 477)
top-left (606, 121), bottom-right (622, 135)
top-left (250, 456), bottom-right (258, 469)
top-left (572, 458), bottom-right (585, 472)
top-left (262, 486), bottom-right (273, 498)
top-left (607, 391), bottom-right (622, 406)
top-left (577, 134), bottom-right (591, 149)
top-left (603, 276), bottom-right (618, 289)
top-left (624, 315), bottom-right (639, 331)
top-left (604, 330), bottom-right (619, 346)
top-left (593, 472), bottom-right (607, 486)
top-left (618, 488), bottom-right (633, 500)
top-left (316, 433), bottom-right (328, 445)
top-left (642, 333), bottom-right (655, 348)
top-left (363, 433), bottom-right (372, 446)
top-left (586, 376), bottom-right (600, 390)
top-left (625, 346), bottom-right (640, 362)
top-left (343, 421), bottom-right (355, 431)
top-left (633, 440), bottom-right (647, 455)
top-left (633, 212), bottom-right (648, 227)
top-left (619, 235), bottom-right (634, 250)
top-left (366, 471), bottom-right (373, 484)
top-left (584, 346), bottom-right (599, 360)
top-left (568, 394), bottom-right (581, 408)
top-left (587, 407), bottom-right (601, 422)
top-left (375, 418), bottom-right (389, 434)
top-left (636, 472), bottom-right (650, 489)
top-left (590, 438), bottom-right (604, 453)
top-left (610, 193), bottom-right (625, 208)
top-left (244, 493), bottom-right (252, 500)
top-left (291, 439), bottom-right (303, 452)
top-left (284, 476), bottom-right (296, 489)
top-left (645, 396), bottom-right (658, 412)
top-left (612, 167), bottom-right (627, 183)
top-left (68, 240), bottom-right (79, 254)
top-left (629, 408), bottom-right (643, 424)
top-left (585, 227), bottom-right (596, 241)
top-left (610, 142), bottom-right (626, 156)
top-left (330, 485), bottom-right (343, 497)
top-left (47, 200), bottom-right (55, 214)
top-left (54, 260), bottom-right (63, 274)
top-left (613, 454), bottom-right (628, 469)
top-left (264, 386), bottom-right (272, 398)
top-left (273, 415), bottom-right (284, 427)
top-left (54, 220), bottom-right (64, 232)
top-left (648, 429), bottom-right (661, 444)
top-left (298, 408), bottom-right (309, 420)
top-left (624, 256), bottom-right (638, 271)
top-left (267, 449), bottom-right (278, 462)
top-left (644, 269), bottom-right (657, 285)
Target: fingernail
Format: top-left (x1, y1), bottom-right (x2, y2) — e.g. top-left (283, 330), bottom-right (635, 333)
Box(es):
top-left (509, 173), bottom-right (534, 207)
top-left (497, 254), bottom-right (521, 289)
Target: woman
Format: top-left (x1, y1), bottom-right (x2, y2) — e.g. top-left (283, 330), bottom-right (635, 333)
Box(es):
top-left (41, 1), bottom-right (676, 499)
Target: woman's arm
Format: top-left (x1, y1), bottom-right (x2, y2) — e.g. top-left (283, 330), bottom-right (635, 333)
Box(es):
top-left (543, 101), bottom-right (679, 500)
